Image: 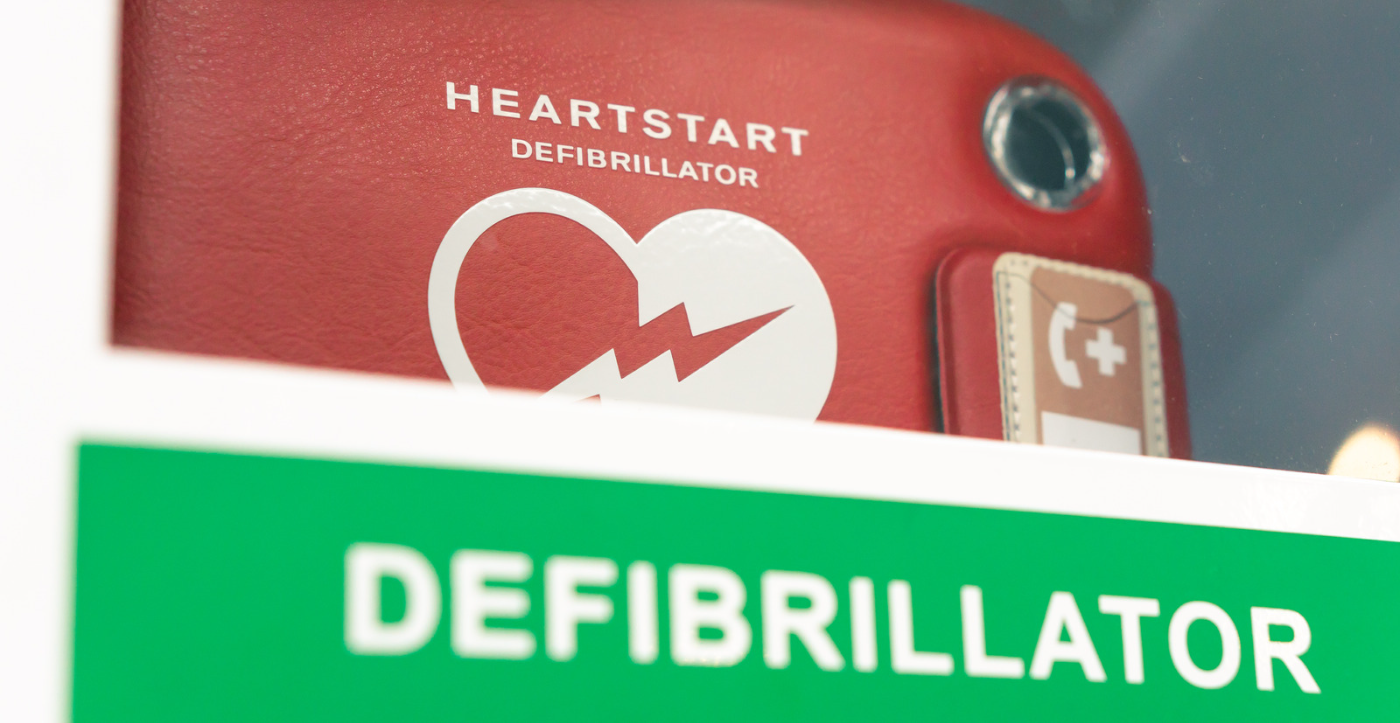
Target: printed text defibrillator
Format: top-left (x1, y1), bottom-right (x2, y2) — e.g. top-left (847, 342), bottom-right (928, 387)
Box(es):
top-left (346, 543), bottom-right (1320, 695)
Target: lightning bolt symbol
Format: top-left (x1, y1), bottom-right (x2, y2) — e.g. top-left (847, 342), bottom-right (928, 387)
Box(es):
top-left (541, 304), bottom-right (790, 403)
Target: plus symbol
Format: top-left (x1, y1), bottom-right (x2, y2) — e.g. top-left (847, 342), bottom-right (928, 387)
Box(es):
top-left (1085, 327), bottom-right (1127, 376)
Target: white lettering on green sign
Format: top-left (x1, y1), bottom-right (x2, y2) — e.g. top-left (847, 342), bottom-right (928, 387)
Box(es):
top-left (343, 543), bottom-right (1320, 694)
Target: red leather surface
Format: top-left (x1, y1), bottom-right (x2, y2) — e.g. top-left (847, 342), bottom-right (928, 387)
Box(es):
top-left (114, 0), bottom-right (1163, 436)
top-left (457, 213), bottom-right (636, 392)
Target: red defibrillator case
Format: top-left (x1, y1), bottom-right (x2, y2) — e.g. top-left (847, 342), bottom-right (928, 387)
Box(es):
top-left (113, 0), bottom-right (1190, 458)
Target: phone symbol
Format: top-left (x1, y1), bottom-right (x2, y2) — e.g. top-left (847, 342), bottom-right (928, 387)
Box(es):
top-left (1048, 301), bottom-right (1083, 389)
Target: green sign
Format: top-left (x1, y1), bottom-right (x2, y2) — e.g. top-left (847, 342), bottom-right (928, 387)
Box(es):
top-left (74, 444), bottom-right (1396, 720)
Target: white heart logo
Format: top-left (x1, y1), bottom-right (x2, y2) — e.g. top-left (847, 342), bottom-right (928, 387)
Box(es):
top-left (428, 187), bottom-right (837, 420)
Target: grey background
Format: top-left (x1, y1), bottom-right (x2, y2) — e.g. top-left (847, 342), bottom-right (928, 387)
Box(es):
top-left (960, 0), bottom-right (1400, 473)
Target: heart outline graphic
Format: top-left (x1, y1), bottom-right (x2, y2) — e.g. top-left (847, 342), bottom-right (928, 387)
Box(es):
top-left (428, 187), bottom-right (837, 420)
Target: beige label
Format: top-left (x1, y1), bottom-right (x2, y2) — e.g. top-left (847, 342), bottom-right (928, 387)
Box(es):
top-left (993, 253), bottom-right (1168, 457)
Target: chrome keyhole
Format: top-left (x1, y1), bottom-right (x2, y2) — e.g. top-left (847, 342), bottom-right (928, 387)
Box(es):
top-left (983, 78), bottom-right (1107, 211)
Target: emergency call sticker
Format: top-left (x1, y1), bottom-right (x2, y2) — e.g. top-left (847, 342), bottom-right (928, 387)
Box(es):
top-left (993, 253), bottom-right (1168, 456)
